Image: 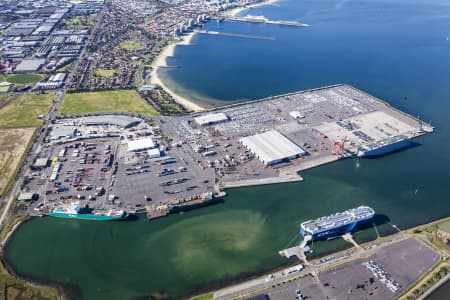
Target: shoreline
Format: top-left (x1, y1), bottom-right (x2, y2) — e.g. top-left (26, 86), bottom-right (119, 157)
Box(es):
top-left (150, 0), bottom-right (280, 113)
top-left (150, 31), bottom-right (205, 112)
top-left (224, 0), bottom-right (280, 17)
top-left (4, 215), bottom-right (450, 300)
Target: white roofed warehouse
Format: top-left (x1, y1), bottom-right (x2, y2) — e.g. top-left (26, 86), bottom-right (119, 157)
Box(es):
top-left (194, 113), bottom-right (229, 126)
top-left (127, 138), bottom-right (156, 152)
top-left (240, 130), bottom-right (306, 165)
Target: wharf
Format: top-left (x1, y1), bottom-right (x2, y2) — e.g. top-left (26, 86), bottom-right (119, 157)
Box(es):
top-left (279, 245), bottom-right (308, 261)
top-left (146, 205), bottom-right (169, 220)
top-left (221, 173), bottom-right (303, 188)
top-left (342, 233), bottom-right (362, 249)
top-left (193, 29), bottom-right (275, 41)
top-left (222, 16), bottom-right (309, 27)
top-left (146, 191), bottom-right (227, 220)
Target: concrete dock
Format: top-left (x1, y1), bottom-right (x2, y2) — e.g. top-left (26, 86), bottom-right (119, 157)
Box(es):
top-left (193, 29), bottom-right (275, 41)
top-left (222, 16), bottom-right (309, 27)
top-left (221, 173), bottom-right (303, 188)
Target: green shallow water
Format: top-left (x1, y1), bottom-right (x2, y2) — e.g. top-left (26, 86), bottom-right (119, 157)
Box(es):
top-left (5, 156), bottom-right (450, 299)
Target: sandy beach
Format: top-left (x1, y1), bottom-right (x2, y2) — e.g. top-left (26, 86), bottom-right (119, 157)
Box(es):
top-left (150, 0), bottom-right (280, 112)
top-left (150, 31), bottom-right (205, 112)
top-left (224, 0), bottom-right (280, 17)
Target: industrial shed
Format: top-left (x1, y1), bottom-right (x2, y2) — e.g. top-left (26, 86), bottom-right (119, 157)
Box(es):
top-left (82, 115), bottom-right (140, 129)
top-left (14, 58), bottom-right (45, 73)
top-left (240, 130), bottom-right (305, 165)
top-left (194, 113), bottom-right (229, 126)
top-left (127, 137), bottom-right (156, 152)
top-left (33, 157), bottom-right (49, 168)
top-left (18, 192), bottom-right (38, 201)
top-left (147, 148), bottom-right (161, 158)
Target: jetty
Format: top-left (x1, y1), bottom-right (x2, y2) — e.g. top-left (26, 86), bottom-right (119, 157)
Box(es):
top-left (193, 29), bottom-right (275, 41)
top-left (146, 191), bottom-right (226, 220)
top-left (218, 15), bottom-right (309, 27)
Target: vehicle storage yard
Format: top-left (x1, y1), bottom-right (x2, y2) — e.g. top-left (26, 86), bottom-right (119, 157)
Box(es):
top-left (317, 237), bottom-right (440, 300)
top-left (21, 84), bottom-right (432, 218)
top-left (212, 237), bottom-right (440, 300)
top-left (163, 84), bottom-right (431, 188)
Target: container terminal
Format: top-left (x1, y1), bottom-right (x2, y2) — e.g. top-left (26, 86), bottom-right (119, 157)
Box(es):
top-left (20, 84), bottom-right (433, 220)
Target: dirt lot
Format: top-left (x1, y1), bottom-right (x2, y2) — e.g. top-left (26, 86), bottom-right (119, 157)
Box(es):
top-left (0, 128), bottom-right (35, 196)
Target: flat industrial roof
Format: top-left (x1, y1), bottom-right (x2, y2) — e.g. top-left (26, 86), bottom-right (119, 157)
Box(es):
top-left (18, 192), bottom-right (36, 201)
top-left (82, 115), bottom-right (140, 128)
top-left (147, 148), bottom-right (161, 157)
top-left (14, 58), bottom-right (45, 72)
top-left (127, 137), bottom-right (156, 152)
top-left (240, 130), bottom-right (305, 165)
top-left (195, 113), bottom-right (228, 126)
top-left (34, 157), bottom-right (49, 167)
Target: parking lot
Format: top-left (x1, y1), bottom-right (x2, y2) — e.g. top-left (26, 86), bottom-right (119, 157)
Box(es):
top-left (319, 237), bottom-right (440, 299)
top-left (267, 275), bottom-right (327, 300)
top-left (24, 138), bottom-right (119, 213)
top-left (112, 141), bottom-right (216, 207)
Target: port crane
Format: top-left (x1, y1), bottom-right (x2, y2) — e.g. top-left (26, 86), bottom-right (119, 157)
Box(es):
top-left (332, 136), bottom-right (347, 157)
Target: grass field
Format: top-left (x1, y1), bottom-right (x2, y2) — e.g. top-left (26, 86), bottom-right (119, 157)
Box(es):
top-left (58, 90), bottom-right (160, 115)
top-left (92, 69), bottom-right (117, 78)
top-left (0, 93), bottom-right (55, 128)
top-left (1, 74), bottom-right (44, 84)
top-left (0, 90), bottom-right (59, 298)
top-left (120, 40), bottom-right (143, 51)
top-left (0, 128), bottom-right (35, 196)
top-left (63, 14), bottom-right (96, 29)
top-left (191, 293), bottom-right (213, 300)
top-left (0, 94), bottom-right (18, 108)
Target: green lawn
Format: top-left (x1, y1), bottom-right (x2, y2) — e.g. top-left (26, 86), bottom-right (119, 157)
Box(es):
top-left (4, 74), bottom-right (44, 84)
top-left (92, 69), bottom-right (117, 78)
top-left (438, 220), bottom-right (450, 234)
top-left (59, 90), bottom-right (160, 116)
top-left (0, 93), bottom-right (55, 128)
top-left (120, 40), bottom-right (143, 51)
top-left (191, 293), bottom-right (213, 300)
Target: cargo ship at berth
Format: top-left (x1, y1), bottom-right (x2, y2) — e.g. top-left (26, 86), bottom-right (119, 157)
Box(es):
top-left (48, 201), bottom-right (128, 221)
top-left (357, 135), bottom-right (411, 157)
top-left (300, 206), bottom-right (375, 241)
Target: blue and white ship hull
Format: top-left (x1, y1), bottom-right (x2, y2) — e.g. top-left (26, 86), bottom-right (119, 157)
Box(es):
top-left (300, 206), bottom-right (375, 241)
top-left (301, 219), bottom-right (363, 241)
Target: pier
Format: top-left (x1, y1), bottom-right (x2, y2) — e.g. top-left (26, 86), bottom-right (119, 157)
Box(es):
top-left (342, 233), bottom-right (362, 249)
top-left (193, 29), bottom-right (275, 41)
top-left (219, 15), bottom-right (309, 27)
top-left (146, 191), bottom-right (227, 220)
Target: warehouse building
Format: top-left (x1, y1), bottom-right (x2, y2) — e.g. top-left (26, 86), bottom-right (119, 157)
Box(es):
top-left (147, 148), bottom-right (161, 158)
top-left (82, 115), bottom-right (140, 129)
top-left (194, 113), bottom-right (229, 126)
top-left (14, 58), bottom-right (46, 73)
top-left (33, 157), bottom-right (49, 169)
top-left (127, 137), bottom-right (157, 152)
top-left (240, 130), bottom-right (306, 165)
top-left (18, 192), bottom-right (38, 202)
